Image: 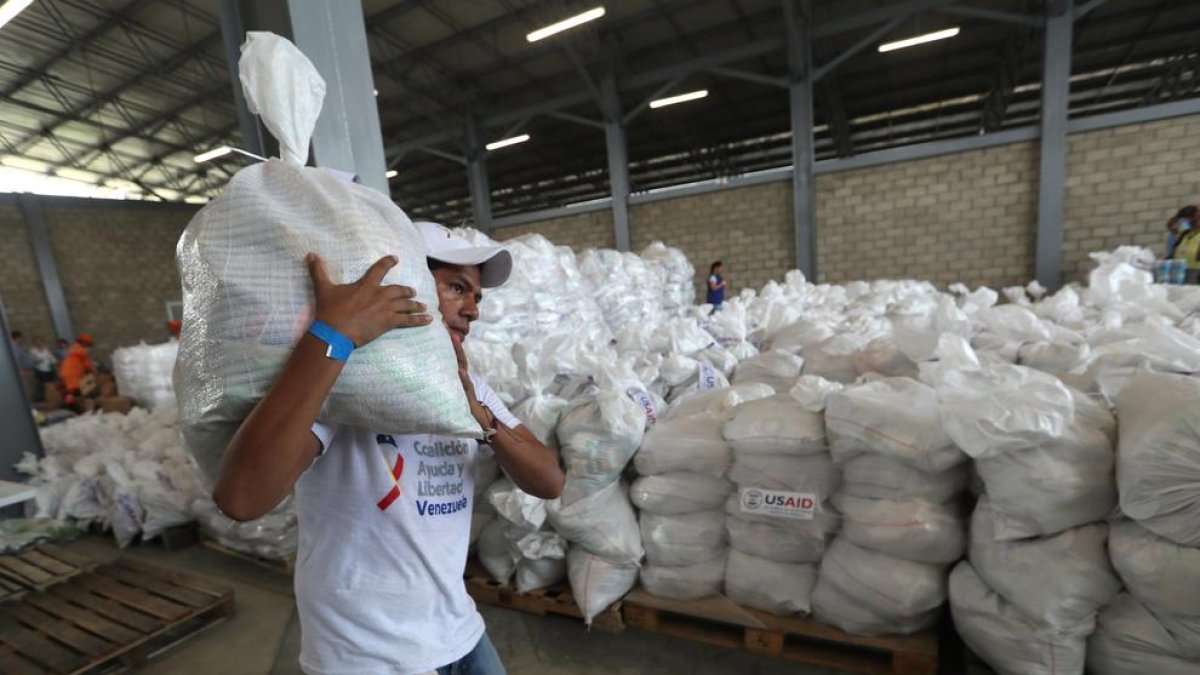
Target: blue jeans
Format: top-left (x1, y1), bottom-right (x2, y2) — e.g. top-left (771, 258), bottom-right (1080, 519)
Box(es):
top-left (437, 633), bottom-right (505, 675)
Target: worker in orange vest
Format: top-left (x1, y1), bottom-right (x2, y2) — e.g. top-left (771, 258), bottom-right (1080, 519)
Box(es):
top-left (59, 333), bottom-right (96, 410)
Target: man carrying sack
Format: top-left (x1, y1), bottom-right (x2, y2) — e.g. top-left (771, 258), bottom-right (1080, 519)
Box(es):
top-left (213, 222), bottom-right (564, 675)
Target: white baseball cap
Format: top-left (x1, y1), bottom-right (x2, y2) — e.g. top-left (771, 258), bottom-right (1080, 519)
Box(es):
top-left (415, 221), bottom-right (513, 288)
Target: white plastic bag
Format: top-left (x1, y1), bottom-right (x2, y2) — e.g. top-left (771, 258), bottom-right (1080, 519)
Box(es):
top-left (630, 473), bottom-right (733, 515)
top-left (833, 493), bottom-right (965, 564)
top-left (567, 546), bottom-right (638, 625)
top-left (725, 549), bottom-right (816, 616)
top-left (1114, 371), bottom-right (1200, 546)
top-left (728, 453), bottom-right (839, 498)
top-left (558, 390), bottom-right (646, 503)
top-left (515, 556), bottom-right (567, 594)
top-left (640, 552), bottom-right (726, 600)
top-left (477, 518), bottom-right (517, 584)
top-left (968, 498), bottom-right (1120, 633)
top-left (640, 510), bottom-right (726, 566)
top-left (810, 576), bottom-right (938, 636)
top-left (800, 334), bottom-right (865, 383)
top-left (721, 394), bottom-right (826, 455)
top-left (817, 538), bottom-right (947, 623)
top-left (177, 33), bottom-right (477, 483)
top-left (546, 480), bottom-right (643, 564)
top-left (840, 455), bottom-right (968, 503)
top-left (949, 562), bottom-right (1087, 675)
top-left (826, 377), bottom-right (964, 472)
top-left (486, 478), bottom-right (546, 531)
top-left (633, 412), bottom-right (730, 477)
top-left (731, 350), bottom-right (805, 393)
top-left (660, 383), bottom-right (774, 422)
top-left (1088, 593), bottom-right (1199, 675)
top-left (1108, 519), bottom-right (1200, 628)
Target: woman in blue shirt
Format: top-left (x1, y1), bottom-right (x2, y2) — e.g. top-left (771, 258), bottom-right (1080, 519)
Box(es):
top-left (707, 261), bottom-right (727, 309)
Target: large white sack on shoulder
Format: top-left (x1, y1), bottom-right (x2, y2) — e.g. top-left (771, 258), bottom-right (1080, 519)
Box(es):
top-left (633, 412), bottom-right (730, 477)
top-left (811, 576), bottom-right (939, 636)
top-left (722, 394), bottom-right (826, 455)
top-left (640, 552), bottom-right (727, 601)
top-left (841, 455), bottom-right (968, 503)
top-left (661, 382), bottom-right (774, 422)
top-left (819, 538), bottom-right (947, 622)
top-left (477, 518), bottom-right (516, 584)
top-left (974, 422), bottom-right (1116, 540)
top-left (176, 35), bottom-right (477, 484)
top-left (725, 550), bottom-right (816, 616)
top-left (1088, 593), bottom-right (1200, 675)
top-left (486, 478), bottom-right (545, 530)
top-left (854, 338), bottom-right (918, 379)
top-left (801, 334), bottom-right (866, 384)
top-left (1109, 519), bottom-right (1200, 626)
top-left (1114, 371), bottom-right (1200, 547)
top-left (731, 350), bottom-right (805, 393)
top-left (546, 479), bottom-right (642, 564)
top-left (567, 547), bottom-right (638, 625)
top-left (833, 493), bottom-right (965, 564)
top-left (949, 562), bottom-right (1087, 675)
top-left (640, 510), bottom-right (726, 566)
top-left (515, 556), bottom-right (567, 594)
top-left (969, 498), bottom-right (1119, 633)
top-left (725, 512), bottom-right (833, 563)
top-left (924, 335), bottom-right (1076, 460)
top-left (826, 377), bottom-right (965, 472)
top-left (630, 473), bottom-right (733, 515)
top-left (728, 453), bottom-right (839, 497)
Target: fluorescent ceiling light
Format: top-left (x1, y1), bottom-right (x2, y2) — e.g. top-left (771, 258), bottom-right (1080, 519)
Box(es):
top-left (878, 27), bottom-right (960, 53)
top-left (0, 0), bottom-right (35, 31)
top-left (385, 170), bottom-right (398, 178)
top-left (486, 134), bottom-right (530, 151)
top-left (649, 89), bottom-right (708, 109)
top-left (373, 89), bottom-right (379, 96)
top-left (193, 146), bottom-right (232, 163)
top-left (526, 6), bottom-right (605, 42)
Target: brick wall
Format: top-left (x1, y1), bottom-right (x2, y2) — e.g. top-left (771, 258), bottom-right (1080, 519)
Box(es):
top-left (629, 183), bottom-right (794, 297)
top-left (816, 142), bottom-right (1039, 289)
top-left (1062, 115), bottom-right (1200, 282)
top-left (493, 210), bottom-right (615, 250)
top-left (0, 205), bottom-right (56, 342)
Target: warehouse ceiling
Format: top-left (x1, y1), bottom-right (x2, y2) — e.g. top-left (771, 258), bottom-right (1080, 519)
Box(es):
top-left (1, 0), bottom-right (1198, 222)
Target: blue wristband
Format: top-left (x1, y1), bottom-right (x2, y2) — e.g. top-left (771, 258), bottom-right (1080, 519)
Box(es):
top-left (308, 320), bottom-right (354, 362)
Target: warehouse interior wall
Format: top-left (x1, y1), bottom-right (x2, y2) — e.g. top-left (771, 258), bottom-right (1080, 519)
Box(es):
top-left (0, 198), bottom-right (197, 363)
top-left (498, 114), bottom-right (1200, 294)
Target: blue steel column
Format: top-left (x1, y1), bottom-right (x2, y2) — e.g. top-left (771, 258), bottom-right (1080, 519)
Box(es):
top-left (465, 116), bottom-right (493, 231)
top-left (1035, 0), bottom-right (1073, 290)
top-left (19, 195), bottom-right (73, 341)
top-left (784, 0), bottom-right (817, 280)
top-left (601, 75), bottom-right (632, 252)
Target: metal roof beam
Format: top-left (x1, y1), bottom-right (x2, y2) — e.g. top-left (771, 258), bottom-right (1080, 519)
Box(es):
top-left (938, 5), bottom-right (1041, 27)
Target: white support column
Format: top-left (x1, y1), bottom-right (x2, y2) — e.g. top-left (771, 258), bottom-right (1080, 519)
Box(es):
top-left (784, 0), bottom-right (817, 280)
top-left (1035, 0), bottom-right (1073, 290)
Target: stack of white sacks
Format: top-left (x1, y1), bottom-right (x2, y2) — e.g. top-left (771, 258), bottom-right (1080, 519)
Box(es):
top-left (816, 375), bottom-right (969, 634)
top-left (111, 340), bottom-right (180, 409)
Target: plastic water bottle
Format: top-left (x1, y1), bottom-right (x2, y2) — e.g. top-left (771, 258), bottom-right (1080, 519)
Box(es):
top-left (1175, 260), bottom-right (1188, 285)
top-left (1155, 260), bottom-right (1171, 284)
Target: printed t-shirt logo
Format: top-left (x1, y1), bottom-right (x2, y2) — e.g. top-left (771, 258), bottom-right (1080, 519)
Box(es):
top-left (376, 434), bottom-right (405, 511)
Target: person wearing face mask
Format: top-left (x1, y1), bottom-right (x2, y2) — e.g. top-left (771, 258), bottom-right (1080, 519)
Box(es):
top-left (1169, 205), bottom-right (1200, 282)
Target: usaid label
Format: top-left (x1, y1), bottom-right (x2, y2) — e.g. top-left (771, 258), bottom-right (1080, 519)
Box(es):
top-left (697, 361), bottom-right (721, 391)
top-left (739, 488), bottom-right (817, 520)
top-left (625, 386), bottom-right (659, 426)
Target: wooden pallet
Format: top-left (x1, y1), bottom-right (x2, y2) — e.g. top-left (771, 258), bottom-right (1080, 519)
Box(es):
top-left (463, 559), bottom-right (623, 633)
top-left (623, 588), bottom-right (938, 675)
top-left (199, 537), bottom-right (295, 575)
top-left (0, 546), bottom-right (94, 604)
top-left (0, 558), bottom-right (234, 674)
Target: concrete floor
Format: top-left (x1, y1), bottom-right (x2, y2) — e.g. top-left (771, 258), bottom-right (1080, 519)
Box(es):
top-left (61, 535), bottom-right (936, 675)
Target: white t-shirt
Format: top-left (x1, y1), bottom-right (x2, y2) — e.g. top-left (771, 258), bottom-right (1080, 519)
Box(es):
top-left (296, 373), bottom-right (520, 675)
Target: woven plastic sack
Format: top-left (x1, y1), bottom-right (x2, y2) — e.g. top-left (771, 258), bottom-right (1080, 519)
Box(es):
top-left (969, 498), bottom-right (1120, 633)
top-left (633, 412), bottom-right (730, 477)
top-left (725, 550), bottom-right (816, 616)
top-left (826, 377), bottom-right (965, 472)
top-left (949, 562), bottom-right (1087, 675)
top-left (567, 547), bottom-right (638, 625)
top-left (660, 382), bottom-right (774, 422)
top-left (725, 512), bottom-right (834, 563)
top-left (731, 350), bottom-right (805, 393)
top-left (1109, 519), bottom-right (1200, 657)
top-left (640, 552), bottom-right (726, 601)
top-left (811, 576), bottom-right (939, 636)
top-left (1114, 371), bottom-right (1200, 546)
top-left (833, 493), bottom-right (966, 564)
top-left (721, 394), bottom-right (826, 455)
top-left (1088, 593), bottom-right (1199, 675)
top-left (840, 455), bottom-right (968, 503)
top-left (515, 556), bottom-right (567, 594)
top-left (546, 479), bottom-right (642, 565)
top-left (630, 473), bottom-right (733, 515)
top-left (728, 453), bottom-right (839, 497)
top-left (800, 334), bottom-right (866, 384)
top-left (640, 510), bottom-right (726, 566)
top-left (818, 539), bottom-right (947, 623)
top-left (557, 390), bottom-right (646, 503)
top-left (176, 33), bottom-right (476, 483)
top-left (476, 519), bottom-right (516, 584)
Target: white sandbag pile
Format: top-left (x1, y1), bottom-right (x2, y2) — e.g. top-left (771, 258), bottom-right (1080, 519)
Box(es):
top-left (176, 33), bottom-right (478, 485)
top-left (719, 381), bottom-right (835, 616)
top-left (21, 406), bottom-right (205, 549)
top-left (640, 241), bottom-right (695, 318)
top-left (815, 375), bottom-right (967, 635)
top-left (111, 340), bottom-right (179, 409)
top-left (476, 477), bottom-right (568, 593)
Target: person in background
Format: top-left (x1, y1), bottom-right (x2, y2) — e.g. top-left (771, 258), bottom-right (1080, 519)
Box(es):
top-left (53, 338), bottom-right (69, 363)
top-left (59, 334), bottom-right (96, 410)
top-left (213, 222), bottom-right (563, 675)
top-left (28, 336), bottom-right (57, 402)
top-left (9, 330), bottom-right (35, 400)
top-left (707, 261), bottom-right (728, 310)
top-left (1166, 205), bottom-right (1197, 259)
